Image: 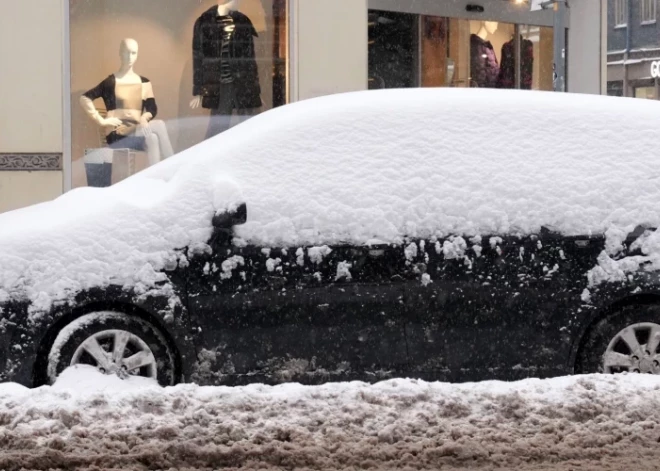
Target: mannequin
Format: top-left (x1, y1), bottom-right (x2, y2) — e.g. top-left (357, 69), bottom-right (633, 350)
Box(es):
top-left (470, 22), bottom-right (499, 87)
top-left (80, 38), bottom-right (174, 167)
top-left (497, 34), bottom-right (534, 89)
top-left (191, 0), bottom-right (262, 139)
top-left (190, 0), bottom-right (237, 110)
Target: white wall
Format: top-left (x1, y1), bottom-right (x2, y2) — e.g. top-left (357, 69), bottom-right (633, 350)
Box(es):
top-left (568, 0), bottom-right (606, 95)
top-left (293, 0), bottom-right (368, 100)
top-left (0, 0), bottom-right (64, 213)
top-left (0, 0), bottom-right (64, 153)
top-left (0, 173), bottom-right (63, 214)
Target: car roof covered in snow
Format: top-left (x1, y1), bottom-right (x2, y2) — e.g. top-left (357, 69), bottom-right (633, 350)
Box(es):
top-left (0, 88), bottom-right (659, 310)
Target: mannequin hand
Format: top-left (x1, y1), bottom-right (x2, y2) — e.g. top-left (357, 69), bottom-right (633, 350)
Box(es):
top-left (138, 116), bottom-right (153, 137)
top-left (102, 117), bottom-right (123, 128)
top-left (190, 95), bottom-right (202, 109)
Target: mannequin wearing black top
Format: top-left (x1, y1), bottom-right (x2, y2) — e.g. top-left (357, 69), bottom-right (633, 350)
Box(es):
top-left (190, 1), bottom-right (262, 139)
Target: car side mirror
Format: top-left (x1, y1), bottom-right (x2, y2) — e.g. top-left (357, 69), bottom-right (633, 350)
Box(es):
top-left (212, 202), bottom-right (247, 228)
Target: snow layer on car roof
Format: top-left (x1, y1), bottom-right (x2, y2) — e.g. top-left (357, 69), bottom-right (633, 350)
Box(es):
top-left (144, 87), bottom-right (660, 244)
top-left (0, 88), bottom-right (659, 310)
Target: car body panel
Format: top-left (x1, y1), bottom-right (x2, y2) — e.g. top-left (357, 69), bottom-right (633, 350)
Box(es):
top-left (186, 241), bottom-right (409, 385)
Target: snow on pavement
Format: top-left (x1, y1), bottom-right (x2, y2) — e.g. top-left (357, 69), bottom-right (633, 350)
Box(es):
top-left (1, 367), bottom-right (660, 470)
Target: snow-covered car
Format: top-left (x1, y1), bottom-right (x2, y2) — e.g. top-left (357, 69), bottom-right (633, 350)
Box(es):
top-left (1, 88), bottom-right (660, 387)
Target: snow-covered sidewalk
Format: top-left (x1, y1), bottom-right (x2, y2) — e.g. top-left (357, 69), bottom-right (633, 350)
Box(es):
top-left (1, 367), bottom-right (660, 470)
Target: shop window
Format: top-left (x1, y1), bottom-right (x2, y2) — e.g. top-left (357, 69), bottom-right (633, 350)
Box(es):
top-left (368, 11), bottom-right (553, 91)
top-left (70, 0), bottom-right (288, 188)
top-left (614, 0), bottom-right (628, 26)
top-left (634, 86), bottom-right (656, 99)
top-left (641, 0), bottom-right (657, 23)
top-left (607, 81), bottom-right (624, 97)
top-left (368, 11), bottom-right (417, 89)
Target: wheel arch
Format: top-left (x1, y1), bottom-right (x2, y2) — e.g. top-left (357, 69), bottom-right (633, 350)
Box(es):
top-left (32, 300), bottom-right (187, 386)
top-left (571, 292), bottom-right (660, 374)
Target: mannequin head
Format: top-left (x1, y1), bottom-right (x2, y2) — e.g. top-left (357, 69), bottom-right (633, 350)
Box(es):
top-left (119, 38), bottom-right (139, 69)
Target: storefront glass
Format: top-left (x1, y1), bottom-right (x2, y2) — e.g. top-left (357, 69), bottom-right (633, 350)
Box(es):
top-left (634, 86), bottom-right (657, 100)
top-left (368, 12), bottom-right (553, 92)
top-left (607, 81), bottom-right (624, 97)
top-left (70, 0), bottom-right (288, 188)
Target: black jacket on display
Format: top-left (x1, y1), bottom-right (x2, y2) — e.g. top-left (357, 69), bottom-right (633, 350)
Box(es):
top-left (470, 34), bottom-right (499, 88)
top-left (193, 7), bottom-right (261, 109)
top-left (496, 37), bottom-right (534, 89)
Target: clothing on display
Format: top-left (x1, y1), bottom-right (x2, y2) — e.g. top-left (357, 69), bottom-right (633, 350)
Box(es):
top-left (205, 83), bottom-right (237, 139)
top-left (496, 37), bottom-right (534, 89)
top-left (192, 7), bottom-right (261, 111)
top-left (470, 34), bottom-right (499, 88)
top-left (82, 74), bottom-right (157, 145)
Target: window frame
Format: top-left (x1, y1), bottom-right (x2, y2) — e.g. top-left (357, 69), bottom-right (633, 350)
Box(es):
top-left (614, 0), bottom-right (628, 27)
top-left (641, 0), bottom-right (657, 24)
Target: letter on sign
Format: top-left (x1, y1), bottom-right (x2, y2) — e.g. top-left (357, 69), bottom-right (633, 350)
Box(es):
top-left (651, 61), bottom-right (660, 78)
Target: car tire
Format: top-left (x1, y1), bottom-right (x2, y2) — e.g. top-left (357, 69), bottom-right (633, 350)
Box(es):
top-left (47, 311), bottom-right (176, 386)
top-left (576, 303), bottom-right (660, 375)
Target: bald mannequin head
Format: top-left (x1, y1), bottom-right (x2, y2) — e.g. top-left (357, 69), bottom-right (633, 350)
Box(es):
top-left (119, 38), bottom-right (139, 69)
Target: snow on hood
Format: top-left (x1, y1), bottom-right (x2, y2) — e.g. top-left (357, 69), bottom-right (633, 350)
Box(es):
top-left (1, 88), bottom-right (660, 311)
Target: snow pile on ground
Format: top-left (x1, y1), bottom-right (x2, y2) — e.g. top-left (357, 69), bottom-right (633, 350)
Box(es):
top-left (1, 88), bottom-right (660, 312)
top-left (1, 367), bottom-right (660, 470)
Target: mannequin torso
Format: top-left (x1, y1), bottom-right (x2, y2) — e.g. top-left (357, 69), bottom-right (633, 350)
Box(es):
top-left (114, 70), bottom-right (142, 85)
top-left (80, 38), bottom-right (155, 135)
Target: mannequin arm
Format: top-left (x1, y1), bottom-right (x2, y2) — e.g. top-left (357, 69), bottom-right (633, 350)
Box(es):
top-left (79, 95), bottom-right (107, 127)
top-left (141, 82), bottom-right (158, 122)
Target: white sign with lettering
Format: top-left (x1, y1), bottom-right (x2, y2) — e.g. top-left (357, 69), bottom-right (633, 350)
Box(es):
top-left (651, 61), bottom-right (660, 78)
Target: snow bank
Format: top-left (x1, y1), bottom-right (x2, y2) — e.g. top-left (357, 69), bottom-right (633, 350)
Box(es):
top-left (1, 367), bottom-right (660, 470)
top-left (1, 88), bottom-right (660, 310)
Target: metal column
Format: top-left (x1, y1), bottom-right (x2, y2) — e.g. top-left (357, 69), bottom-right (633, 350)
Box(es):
top-left (551, 0), bottom-right (567, 92)
top-left (539, 0), bottom-right (567, 92)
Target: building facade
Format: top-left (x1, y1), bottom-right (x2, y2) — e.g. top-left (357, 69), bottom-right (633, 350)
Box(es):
top-left (0, 0), bottom-right (606, 213)
top-left (607, 0), bottom-right (660, 98)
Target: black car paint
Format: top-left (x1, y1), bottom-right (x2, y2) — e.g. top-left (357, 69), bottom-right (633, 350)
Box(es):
top-left (0, 221), bottom-right (658, 387)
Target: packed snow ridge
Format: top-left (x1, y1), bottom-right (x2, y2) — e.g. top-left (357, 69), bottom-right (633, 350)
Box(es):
top-left (1, 88), bottom-right (660, 311)
top-left (2, 367), bottom-right (660, 470)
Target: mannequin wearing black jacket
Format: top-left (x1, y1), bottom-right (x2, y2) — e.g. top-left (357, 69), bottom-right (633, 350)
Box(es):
top-left (192, 5), bottom-right (261, 138)
top-left (496, 37), bottom-right (534, 89)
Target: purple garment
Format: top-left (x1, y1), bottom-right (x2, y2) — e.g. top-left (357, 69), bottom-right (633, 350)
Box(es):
top-left (470, 34), bottom-right (500, 88)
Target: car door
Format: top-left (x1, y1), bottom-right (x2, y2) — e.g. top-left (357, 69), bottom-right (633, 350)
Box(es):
top-left (186, 235), bottom-right (408, 385)
top-left (401, 235), bottom-right (495, 382)
top-left (403, 232), bottom-right (605, 383)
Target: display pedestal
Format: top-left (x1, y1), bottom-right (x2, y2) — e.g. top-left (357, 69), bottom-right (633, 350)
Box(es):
top-left (83, 148), bottom-right (136, 187)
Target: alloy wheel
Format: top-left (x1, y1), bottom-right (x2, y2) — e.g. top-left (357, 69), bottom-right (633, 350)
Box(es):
top-left (71, 329), bottom-right (158, 380)
top-left (603, 322), bottom-right (660, 374)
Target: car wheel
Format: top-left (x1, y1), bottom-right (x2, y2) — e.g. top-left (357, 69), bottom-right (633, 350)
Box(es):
top-left (47, 311), bottom-right (175, 386)
top-left (576, 304), bottom-right (660, 375)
